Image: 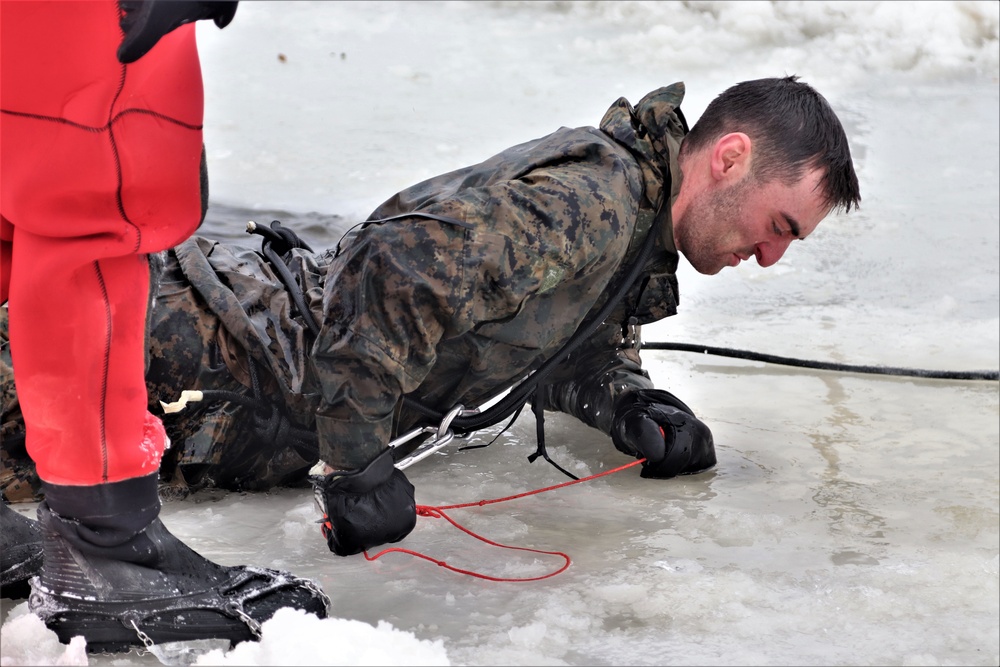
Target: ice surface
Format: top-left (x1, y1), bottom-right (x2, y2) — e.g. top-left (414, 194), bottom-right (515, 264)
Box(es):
top-left (2, 2), bottom-right (998, 666)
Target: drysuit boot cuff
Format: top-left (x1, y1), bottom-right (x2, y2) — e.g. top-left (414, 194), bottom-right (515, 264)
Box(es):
top-left (40, 473), bottom-right (161, 544)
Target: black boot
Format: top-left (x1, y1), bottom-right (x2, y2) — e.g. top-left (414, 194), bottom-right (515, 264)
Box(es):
top-left (28, 474), bottom-right (330, 653)
top-left (1, 500), bottom-right (43, 599)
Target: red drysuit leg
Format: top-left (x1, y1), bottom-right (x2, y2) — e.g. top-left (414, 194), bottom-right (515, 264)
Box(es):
top-left (4, 231), bottom-right (169, 484)
top-left (1, 1), bottom-right (205, 485)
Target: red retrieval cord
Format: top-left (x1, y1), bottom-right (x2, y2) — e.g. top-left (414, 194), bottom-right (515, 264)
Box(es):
top-left (362, 458), bottom-right (645, 581)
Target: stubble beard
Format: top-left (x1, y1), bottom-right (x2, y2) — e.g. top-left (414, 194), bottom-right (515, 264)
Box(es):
top-left (676, 176), bottom-right (750, 275)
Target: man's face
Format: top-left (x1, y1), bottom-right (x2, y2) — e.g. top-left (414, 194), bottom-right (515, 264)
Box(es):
top-left (674, 166), bottom-right (830, 276)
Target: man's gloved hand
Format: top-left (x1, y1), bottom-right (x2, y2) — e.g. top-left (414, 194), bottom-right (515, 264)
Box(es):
top-left (313, 448), bottom-right (417, 557)
top-left (117, 1), bottom-right (238, 64)
top-left (611, 388), bottom-right (717, 479)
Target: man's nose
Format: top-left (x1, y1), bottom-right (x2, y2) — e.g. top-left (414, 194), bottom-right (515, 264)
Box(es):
top-left (754, 239), bottom-right (792, 267)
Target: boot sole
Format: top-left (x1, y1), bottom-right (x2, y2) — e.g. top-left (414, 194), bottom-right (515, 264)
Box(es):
top-left (0, 552), bottom-right (43, 599)
top-left (30, 574), bottom-right (329, 653)
top-left (40, 608), bottom-right (256, 653)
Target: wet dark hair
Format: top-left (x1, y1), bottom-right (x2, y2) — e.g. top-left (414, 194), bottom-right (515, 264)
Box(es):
top-left (681, 76), bottom-right (861, 213)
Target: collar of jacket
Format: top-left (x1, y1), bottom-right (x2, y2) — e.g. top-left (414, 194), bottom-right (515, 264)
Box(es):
top-left (599, 82), bottom-right (686, 255)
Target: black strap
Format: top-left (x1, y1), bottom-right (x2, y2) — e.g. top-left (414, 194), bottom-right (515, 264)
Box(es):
top-left (365, 212), bottom-right (474, 230)
top-left (526, 391), bottom-right (579, 480)
top-left (333, 212), bottom-right (474, 257)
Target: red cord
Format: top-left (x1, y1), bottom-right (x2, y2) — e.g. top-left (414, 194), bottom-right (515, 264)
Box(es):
top-left (363, 458), bottom-right (645, 581)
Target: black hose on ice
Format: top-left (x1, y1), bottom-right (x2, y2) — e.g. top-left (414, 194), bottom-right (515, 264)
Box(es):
top-left (640, 342), bottom-right (1000, 381)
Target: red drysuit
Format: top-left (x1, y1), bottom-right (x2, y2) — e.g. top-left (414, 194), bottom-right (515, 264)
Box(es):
top-left (1, 1), bottom-right (205, 485)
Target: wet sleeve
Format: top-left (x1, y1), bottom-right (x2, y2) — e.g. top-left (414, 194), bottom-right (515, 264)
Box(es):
top-left (309, 220), bottom-right (470, 470)
top-left (538, 320), bottom-right (655, 435)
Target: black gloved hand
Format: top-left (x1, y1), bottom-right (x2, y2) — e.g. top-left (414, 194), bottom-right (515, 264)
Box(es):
top-left (314, 448), bottom-right (417, 557)
top-left (611, 388), bottom-right (717, 479)
top-left (117, 1), bottom-right (239, 64)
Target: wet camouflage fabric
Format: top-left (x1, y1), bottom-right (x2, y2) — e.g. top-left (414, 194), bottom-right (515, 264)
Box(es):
top-left (0, 307), bottom-right (38, 502)
top-left (314, 82), bottom-right (687, 468)
top-left (145, 251), bottom-right (320, 496)
top-left (1, 83), bottom-right (688, 498)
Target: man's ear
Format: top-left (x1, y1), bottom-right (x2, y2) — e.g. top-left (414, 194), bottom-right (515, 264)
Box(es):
top-left (709, 132), bottom-right (751, 183)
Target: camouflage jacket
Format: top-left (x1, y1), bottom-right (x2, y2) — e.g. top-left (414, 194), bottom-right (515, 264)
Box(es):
top-left (313, 82), bottom-right (687, 468)
top-left (0, 84), bottom-right (687, 500)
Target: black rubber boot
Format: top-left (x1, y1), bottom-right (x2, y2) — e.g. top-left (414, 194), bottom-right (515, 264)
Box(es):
top-left (1, 500), bottom-right (43, 599)
top-left (28, 474), bottom-right (330, 653)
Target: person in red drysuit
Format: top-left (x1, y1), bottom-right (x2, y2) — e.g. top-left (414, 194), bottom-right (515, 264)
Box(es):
top-left (0, 0), bottom-right (328, 651)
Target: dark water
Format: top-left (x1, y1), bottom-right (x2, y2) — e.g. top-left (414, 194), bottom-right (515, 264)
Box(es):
top-left (201, 203), bottom-right (354, 251)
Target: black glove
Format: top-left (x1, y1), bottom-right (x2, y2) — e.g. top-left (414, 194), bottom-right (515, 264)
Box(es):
top-left (611, 388), bottom-right (717, 479)
top-left (314, 448), bottom-right (417, 557)
top-left (117, 1), bottom-right (239, 64)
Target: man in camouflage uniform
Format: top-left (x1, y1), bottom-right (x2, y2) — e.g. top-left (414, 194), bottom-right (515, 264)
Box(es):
top-left (2, 77), bottom-right (861, 563)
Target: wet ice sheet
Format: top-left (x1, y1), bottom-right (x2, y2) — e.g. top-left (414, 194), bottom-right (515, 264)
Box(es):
top-left (6, 368), bottom-right (995, 666)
